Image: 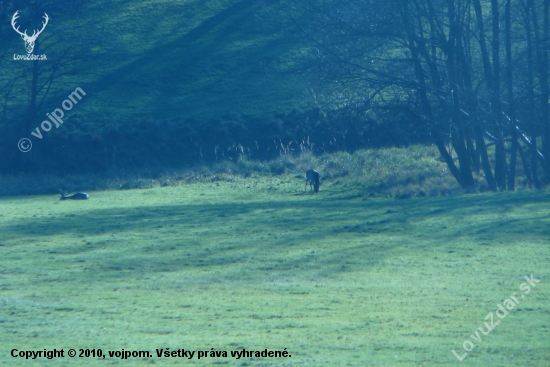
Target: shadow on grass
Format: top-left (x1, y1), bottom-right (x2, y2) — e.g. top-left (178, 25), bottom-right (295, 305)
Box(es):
top-left (1, 190), bottom-right (548, 285)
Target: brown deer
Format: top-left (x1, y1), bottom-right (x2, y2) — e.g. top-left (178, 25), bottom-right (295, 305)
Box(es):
top-left (305, 169), bottom-right (320, 193)
top-left (60, 192), bottom-right (89, 200)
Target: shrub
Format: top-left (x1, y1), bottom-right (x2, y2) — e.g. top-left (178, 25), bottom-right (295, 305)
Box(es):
top-left (0, 145), bottom-right (489, 198)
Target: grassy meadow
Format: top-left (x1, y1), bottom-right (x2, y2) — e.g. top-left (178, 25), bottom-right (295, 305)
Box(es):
top-left (0, 176), bottom-right (549, 366)
top-left (1, 0), bottom-right (548, 364)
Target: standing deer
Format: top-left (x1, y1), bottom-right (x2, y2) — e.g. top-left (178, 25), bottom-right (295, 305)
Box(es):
top-left (305, 169), bottom-right (320, 193)
top-left (11, 11), bottom-right (49, 54)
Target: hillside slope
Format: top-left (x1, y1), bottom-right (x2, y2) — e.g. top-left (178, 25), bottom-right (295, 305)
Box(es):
top-left (0, 0), bottom-right (315, 172)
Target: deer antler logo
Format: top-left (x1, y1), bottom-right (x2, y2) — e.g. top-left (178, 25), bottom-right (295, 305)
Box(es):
top-left (11, 11), bottom-right (49, 54)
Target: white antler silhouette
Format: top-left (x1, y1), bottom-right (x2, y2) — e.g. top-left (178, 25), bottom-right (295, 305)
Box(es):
top-left (11, 11), bottom-right (49, 54)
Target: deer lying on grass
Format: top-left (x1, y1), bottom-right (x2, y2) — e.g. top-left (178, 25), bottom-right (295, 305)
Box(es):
top-left (60, 192), bottom-right (89, 200)
top-left (305, 169), bottom-right (320, 193)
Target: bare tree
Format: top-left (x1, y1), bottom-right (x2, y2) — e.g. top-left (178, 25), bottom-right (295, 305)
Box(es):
top-left (268, 0), bottom-right (550, 191)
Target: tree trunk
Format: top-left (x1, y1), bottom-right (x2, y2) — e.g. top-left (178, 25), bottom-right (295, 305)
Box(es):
top-left (542, 0), bottom-right (550, 178)
top-left (526, 0), bottom-right (542, 189)
top-left (401, 0), bottom-right (463, 185)
top-left (447, 0), bottom-right (474, 189)
top-left (491, 0), bottom-right (508, 189)
top-left (506, 0), bottom-right (517, 190)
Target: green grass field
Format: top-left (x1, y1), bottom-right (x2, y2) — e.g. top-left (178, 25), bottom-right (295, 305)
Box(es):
top-left (0, 177), bottom-right (549, 366)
